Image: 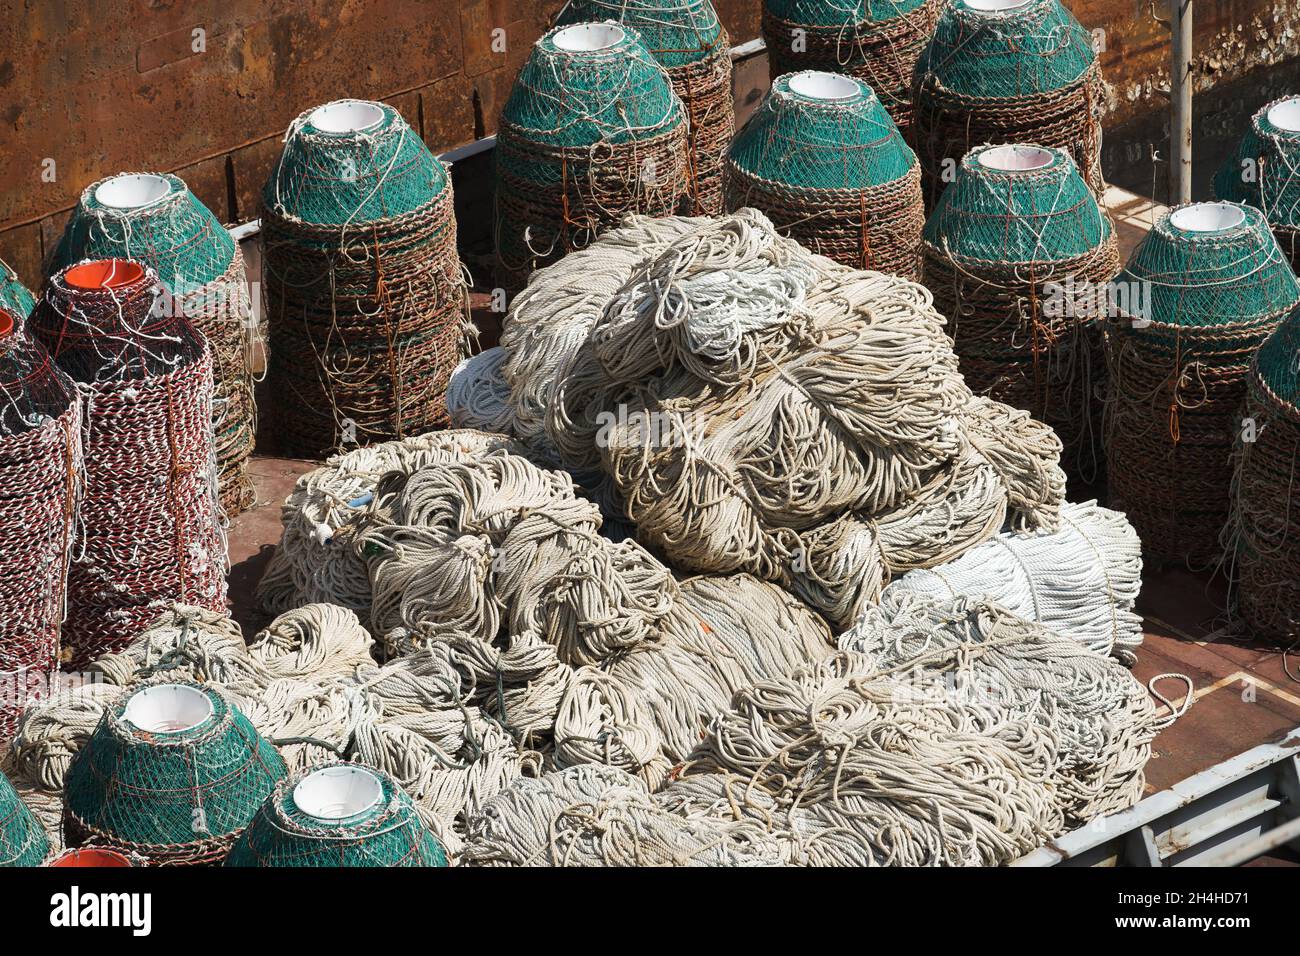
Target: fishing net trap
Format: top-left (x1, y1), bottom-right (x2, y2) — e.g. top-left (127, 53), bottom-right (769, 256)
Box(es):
top-left (1104, 202), bottom-right (1300, 563)
top-left (62, 681), bottom-right (286, 865)
top-left (0, 769), bottom-right (49, 866)
top-left (262, 99), bottom-right (474, 457)
top-left (1215, 95), bottom-right (1300, 274)
top-left (0, 258), bottom-right (35, 320)
top-left (0, 309), bottom-right (81, 738)
top-left (1228, 303), bottom-right (1300, 640)
top-left (556, 0), bottom-right (734, 216)
top-left (723, 70), bottom-right (925, 277)
top-left (761, 0), bottom-right (944, 138)
top-left (29, 258), bottom-right (227, 668)
top-left (493, 22), bottom-right (690, 291)
top-left (912, 0), bottom-right (1106, 209)
top-left (50, 172), bottom-right (258, 514)
top-left (922, 144), bottom-right (1119, 482)
top-left (226, 763), bottom-right (448, 867)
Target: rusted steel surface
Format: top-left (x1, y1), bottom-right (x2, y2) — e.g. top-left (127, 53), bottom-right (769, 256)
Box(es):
top-left (0, 1), bottom-right (1295, 286)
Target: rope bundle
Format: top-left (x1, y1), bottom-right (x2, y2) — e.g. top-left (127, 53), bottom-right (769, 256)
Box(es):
top-left (51, 172), bottom-right (258, 513)
top-left (225, 763), bottom-right (448, 867)
top-left (494, 23), bottom-right (690, 290)
top-left (1104, 203), bottom-right (1300, 562)
top-left (30, 259), bottom-right (227, 668)
top-left (922, 144), bottom-right (1120, 482)
top-left (262, 100), bottom-right (474, 456)
top-left (557, 0), bottom-right (735, 216)
top-left (912, 0), bottom-right (1106, 208)
top-left (62, 680), bottom-right (287, 865)
top-left (723, 71), bottom-right (925, 276)
top-left (0, 310), bottom-right (81, 738)
top-left (884, 499), bottom-right (1144, 663)
top-left (519, 210), bottom-right (1065, 626)
top-left (842, 594), bottom-right (1171, 825)
top-left (1227, 305), bottom-right (1300, 640)
top-left (1216, 95), bottom-right (1300, 273)
top-left (761, 0), bottom-right (944, 137)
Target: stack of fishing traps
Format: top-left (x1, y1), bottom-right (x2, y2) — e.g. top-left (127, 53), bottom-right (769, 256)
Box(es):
top-left (262, 100), bottom-right (473, 456)
top-left (30, 259), bottom-right (227, 667)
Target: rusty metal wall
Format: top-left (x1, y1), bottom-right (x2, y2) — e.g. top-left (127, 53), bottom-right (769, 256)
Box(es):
top-left (0, 0), bottom-right (1294, 288)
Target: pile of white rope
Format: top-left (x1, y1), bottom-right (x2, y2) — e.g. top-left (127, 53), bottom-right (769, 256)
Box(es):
top-left (454, 209), bottom-right (1066, 627)
top-left (882, 500), bottom-right (1145, 663)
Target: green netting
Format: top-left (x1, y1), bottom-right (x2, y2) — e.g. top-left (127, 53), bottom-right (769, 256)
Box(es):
top-left (924, 144), bottom-right (1110, 261)
top-left (1214, 96), bottom-right (1300, 230)
top-left (0, 258), bottom-right (35, 320)
top-left (913, 0), bottom-right (1096, 100)
top-left (729, 72), bottom-right (915, 190)
top-left (51, 173), bottom-right (235, 291)
top-left (226, 764), bottom-right (448, 868)
top-left (765, 0), bottom-right (930, 26)
top-left (264, 100), bottom-right (449, 227)
top-left (1255, 304), bottom-right (1300, 408)
top-left (499, 23), bottom-right (684, 154)
top-left (1115, 202), bottom-right (1300, 355)
top-left (0, 771), bottom-right (48, 867)
top-left (64, 682), bottom-right (286, 852)
top-left (556, 0), bottom-right (725, 67)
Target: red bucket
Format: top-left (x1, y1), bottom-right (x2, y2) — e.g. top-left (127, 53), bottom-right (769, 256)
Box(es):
top-left (49, 848), bottom-right (132, 868)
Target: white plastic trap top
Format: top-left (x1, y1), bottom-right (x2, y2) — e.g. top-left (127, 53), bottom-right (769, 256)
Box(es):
top-left (95, 173), bottom-right (172, 210)
top-left (1170, 202), bottom-right (1246, 232)
top-left (978, 145), bottom-right (1055, 171)
top-left (123, 684), bottom-right (213, 733)
top-left (1267, 97), bottom-right (1300, 133)
top-left (293, 766), bottom-right (383, 821)
top-left (966, 0), bottom-right (1034, 11)
top-left (789, 72), bottom-right (860, 101)
top-left (553, 23), bottom-right (625, 52)
top-left (310, 100), bottom-right (385, 135)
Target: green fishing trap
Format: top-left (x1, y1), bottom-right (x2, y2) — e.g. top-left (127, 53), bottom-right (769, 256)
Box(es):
top-left (63, 681), bottom-right (287, 864)
top-left (729, 72), bottom-right (916, 191)
top-left (0, 258), bottom-right (35, 320)
top-left (1254, 303), bottom-right (1300, 409)
top-left (264, 100), bottom-right (450, 229)
top-left (226, 763), bottom-right (448, 868)
top-left (914, 0), bottom-right (1096, 100)
top-left (556, 0), bottom-right (726, 66)
top-left (1113, 202), bottom-right (1300, 356)
top-left (1215, 95), bottom-right (1300, 265)
top-left (724, 71), bottom-right (923, 275)
top-left (51, 173), bottom-right (235, 291)
top-left (0, 770), bottom-right (49, 867)
top-left (924, 144), bottom-right (1111, 262)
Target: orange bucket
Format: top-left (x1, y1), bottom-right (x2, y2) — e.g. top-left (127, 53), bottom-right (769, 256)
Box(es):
top-left (49, 847), bottom-right (133, 867)
top-left (63, 259), bottom-right (144, 291)
top-left (0, 308), bottom-right (15, 338)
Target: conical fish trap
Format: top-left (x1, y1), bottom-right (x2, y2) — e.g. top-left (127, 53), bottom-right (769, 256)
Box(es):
top-left (51, 172), bottom-right (257, 514)
top-left (226, 763), bottom-right (448, 867)
top-left (922, 144), bottom-right (1119, 482)
top-left (1105, 202), bottom-right (1300, 561)
top-left (494, 22), bottom-right (690, 290)
top-left (262, 99), bottom-right (473, 457)
top-left (1215, 95), bottom-right (1300, 274)
top-left (557, 0), bottom-right (734, 216)
top-left (724, 71), bottom-right (923, 277)
top-left (0, 769), bottom-right (48, 866)
top-left (63, 682), bottom-right (287, 865)
top-left (762, 0), bottom-right (944, 137)
top-left (0, 257), bottom-right (34, 320)
top-left (0, 308), bottom-right (80, 737)
top-left (30, 259), bottom-right (227, 667)
top-left (912, 0), bottom-right (1106, 208)
top-left (1231, 305), bottom-right (1300, 640)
